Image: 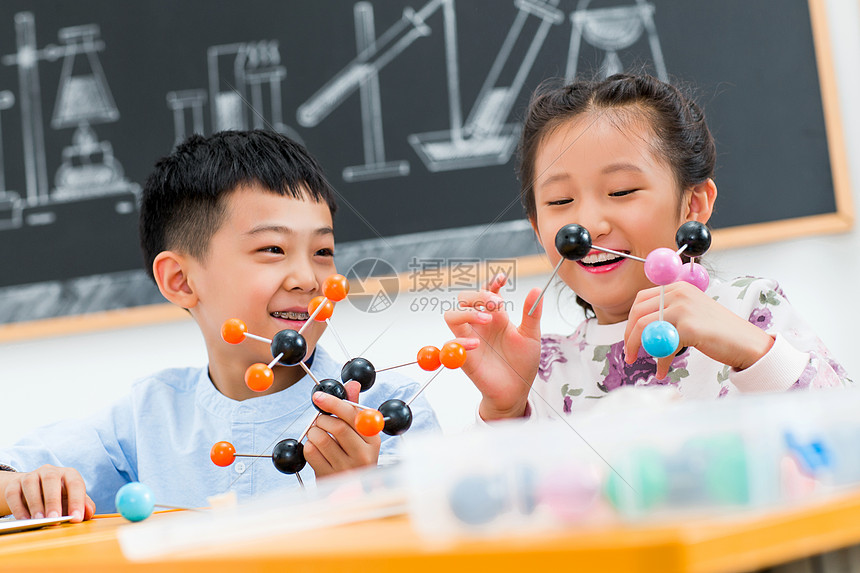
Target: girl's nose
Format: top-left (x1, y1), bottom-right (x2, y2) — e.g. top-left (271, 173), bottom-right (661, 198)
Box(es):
top-left (575, 201), bottom-right (611, 240)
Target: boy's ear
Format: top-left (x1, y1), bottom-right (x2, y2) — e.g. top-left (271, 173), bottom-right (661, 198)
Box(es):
top-left (152, 251), bottom-right (199, 309)
top-left (685, 178), bottom-right (717, 224)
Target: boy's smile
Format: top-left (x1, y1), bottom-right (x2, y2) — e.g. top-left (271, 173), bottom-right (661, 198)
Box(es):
top-left (531, 112), bottom-right (693, 325)
top-left (184, 184), bottom-right (336, 398)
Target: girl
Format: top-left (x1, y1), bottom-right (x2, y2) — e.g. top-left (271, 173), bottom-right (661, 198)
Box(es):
top-left (445, 74), bottom-right (851, 422)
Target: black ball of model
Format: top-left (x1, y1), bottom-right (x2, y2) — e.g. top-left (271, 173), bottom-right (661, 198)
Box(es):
top-left (341, 357), bottom-right (376, 392)
top-left (675, 221), bottom-right (711, 257)
top-left (272, 438), bottom-right (306, 474)
top-left (555, 224), bottom-right (592, 261)
top-left (379, 399), bottom-right (412, 436)
top-left (271, 329), bottom-right (307, 366)
top-left (311, 378), bottom-right (347, 414)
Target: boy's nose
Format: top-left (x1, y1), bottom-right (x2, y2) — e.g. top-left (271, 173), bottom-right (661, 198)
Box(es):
top-left (283, 259), bottom-right (318, 292)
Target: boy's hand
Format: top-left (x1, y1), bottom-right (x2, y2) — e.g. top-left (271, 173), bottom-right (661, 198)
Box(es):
top-left (0, 465), bottom-right (96, 522)
top-left (304, 381), bottom-right (381, 478)
top-left (624, 281), bottom-right (774, 379)
top-left (444, 274), bottom-right (543, 422)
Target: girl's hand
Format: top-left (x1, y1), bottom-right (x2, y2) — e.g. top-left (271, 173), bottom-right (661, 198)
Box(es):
top-left (0, 465), bottom-right (96, 522)
top-left (443, 274), bottom-right (543, 421)
top-left (624, 281), bottom-right (774, 379)
top-left (305, 381), bottom-right (381, 478)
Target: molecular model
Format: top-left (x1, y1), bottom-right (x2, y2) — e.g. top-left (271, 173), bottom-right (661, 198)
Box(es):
top-left (210, 273), bottom-right (468, 485)
top-left (530, 221), bottom-right (711, 358)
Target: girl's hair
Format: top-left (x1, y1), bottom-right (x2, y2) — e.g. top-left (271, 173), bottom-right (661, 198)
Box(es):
top-left (517, 73), bottom-right (716, 317)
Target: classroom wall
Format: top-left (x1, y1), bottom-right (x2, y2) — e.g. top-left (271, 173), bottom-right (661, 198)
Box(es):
top-left (1, 0), bottom-right (859, 443)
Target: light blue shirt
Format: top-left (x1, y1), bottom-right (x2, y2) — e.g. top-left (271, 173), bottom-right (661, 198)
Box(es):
top-left (0, 347), bottom-right (440, 513)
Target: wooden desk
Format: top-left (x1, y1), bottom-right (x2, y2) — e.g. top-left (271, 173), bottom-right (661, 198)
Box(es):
top-left (2, 490), bottom-right (860, 573)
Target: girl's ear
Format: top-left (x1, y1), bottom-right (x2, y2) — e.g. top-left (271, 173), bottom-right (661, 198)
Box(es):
top-left (685, 178), bottom-right (718, 224)
top-left (152, 251), bottom-right (199, 309)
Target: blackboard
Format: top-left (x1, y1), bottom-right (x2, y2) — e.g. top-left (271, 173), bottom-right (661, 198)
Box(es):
top-left (0, 0), bottom-right (850, 334)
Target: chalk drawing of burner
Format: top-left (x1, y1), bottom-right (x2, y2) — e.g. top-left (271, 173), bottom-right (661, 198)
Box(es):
top-left (166, 40), bottom-right (302, 146)
top-left (0, 12), bottom-right (139, 227)
top-left (566, 0), bottom-right (667, 82)
top-left (297, 0), bottom-right (563, 180)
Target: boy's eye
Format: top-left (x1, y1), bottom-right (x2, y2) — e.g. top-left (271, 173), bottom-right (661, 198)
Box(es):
top-left (547, 198), bottom-right (573, 206)
top-left (610, 189), bottom-right (637, 197)
top-left (315, 248), bottom-right (334, 257)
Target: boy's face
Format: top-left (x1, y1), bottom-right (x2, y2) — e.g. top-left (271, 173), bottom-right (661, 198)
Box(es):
top-left (188, 184), bottom-right (336, 371)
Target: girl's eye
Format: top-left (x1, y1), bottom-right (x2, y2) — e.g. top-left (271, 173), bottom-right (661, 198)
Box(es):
top-left (260, 246), bottom-right (284, 254)
top-left (548, 198), bottom-right (573, 206)
top-left (610, 189), bottom-right (637, 197)
top-left (315, 248), bottom-right (334, 257)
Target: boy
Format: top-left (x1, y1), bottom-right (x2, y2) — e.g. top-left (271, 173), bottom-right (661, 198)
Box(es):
top-left (0, 130), bottom-right (439, 521)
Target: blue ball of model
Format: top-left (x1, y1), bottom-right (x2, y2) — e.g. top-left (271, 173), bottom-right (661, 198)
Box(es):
top-left (115, 482), bottom-right (155, 522)
top-left (641, 321), bottom-right (680, 359)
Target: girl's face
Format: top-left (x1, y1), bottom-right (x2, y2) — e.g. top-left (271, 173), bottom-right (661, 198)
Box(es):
top-left (531, 112), bottom-right (700, 324)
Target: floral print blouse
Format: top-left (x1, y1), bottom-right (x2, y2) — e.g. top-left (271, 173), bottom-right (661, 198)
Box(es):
top-left (530, 277), bottom-right (851, 420)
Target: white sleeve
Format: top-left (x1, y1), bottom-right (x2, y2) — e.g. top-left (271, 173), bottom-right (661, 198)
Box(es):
top-left (725, 277), bottom-right (852, 392)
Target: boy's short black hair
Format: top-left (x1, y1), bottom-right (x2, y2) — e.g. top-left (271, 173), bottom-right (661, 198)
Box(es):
top-left (139, 130), bottom-right (338, 280)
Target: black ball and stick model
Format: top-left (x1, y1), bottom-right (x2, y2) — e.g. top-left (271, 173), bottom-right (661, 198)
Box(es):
top-left (212, 274), bottom-right (469, 485)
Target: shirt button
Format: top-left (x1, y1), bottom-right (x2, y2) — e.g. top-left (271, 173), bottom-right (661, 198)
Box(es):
top-left (234, 462), bottom-right (246, 474)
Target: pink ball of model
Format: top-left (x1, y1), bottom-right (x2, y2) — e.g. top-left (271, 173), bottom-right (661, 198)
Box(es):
top-left (644, 248), bottom-right (682, 286)
top-left (677, 262), bottom-right (710, 291)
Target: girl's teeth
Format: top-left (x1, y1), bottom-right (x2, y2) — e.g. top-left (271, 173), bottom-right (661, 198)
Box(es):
top-left (582, 252), bottom-right (622, 264)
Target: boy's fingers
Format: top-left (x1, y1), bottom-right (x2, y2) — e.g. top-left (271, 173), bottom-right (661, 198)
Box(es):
top-left (5, 482), bottom-right (30, 520)
top-left (40, 469), bottom-right (63, 518)
top-left (20, 473), bottom-right (45, 519)
top-left (302, 440), bottom-right (334, 475)
top-left (312, 392), bottom-right (357, 425)
top-left (63, 473), bottom-right (88, 522)
top-left (84, 496), bottom-right (96, 521)
top-left (344, 380), bottom-right (360, 404)
top-left (306, 426), bottom-right (345, 467)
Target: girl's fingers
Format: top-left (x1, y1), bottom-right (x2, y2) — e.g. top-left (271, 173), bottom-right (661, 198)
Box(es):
top-left (624, 288), bottom-right (663, 342)
top-left (655, 356), bottom-right (674, 380)
top-left (449, 337), bottom-right (480, 351)
top-left (625, 309), bottom-right (663, 364)
top-left (444, 309), bottom-right (492, 333)
top-left (457, 289), bottom-right (507, 310)
top-left (484, 272), bottom-right (508, 294)
top-left (519, 287), bottom-right (544, 340)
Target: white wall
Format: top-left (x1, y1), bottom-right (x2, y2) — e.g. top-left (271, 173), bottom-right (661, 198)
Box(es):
top-left (1, 0), bottom-right (859, 444)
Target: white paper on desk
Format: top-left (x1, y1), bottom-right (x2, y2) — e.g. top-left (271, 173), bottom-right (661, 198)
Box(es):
top-left (117, 464), bottom-right (407, 561)
top-left (0, 515), bottom-right (73, 534)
